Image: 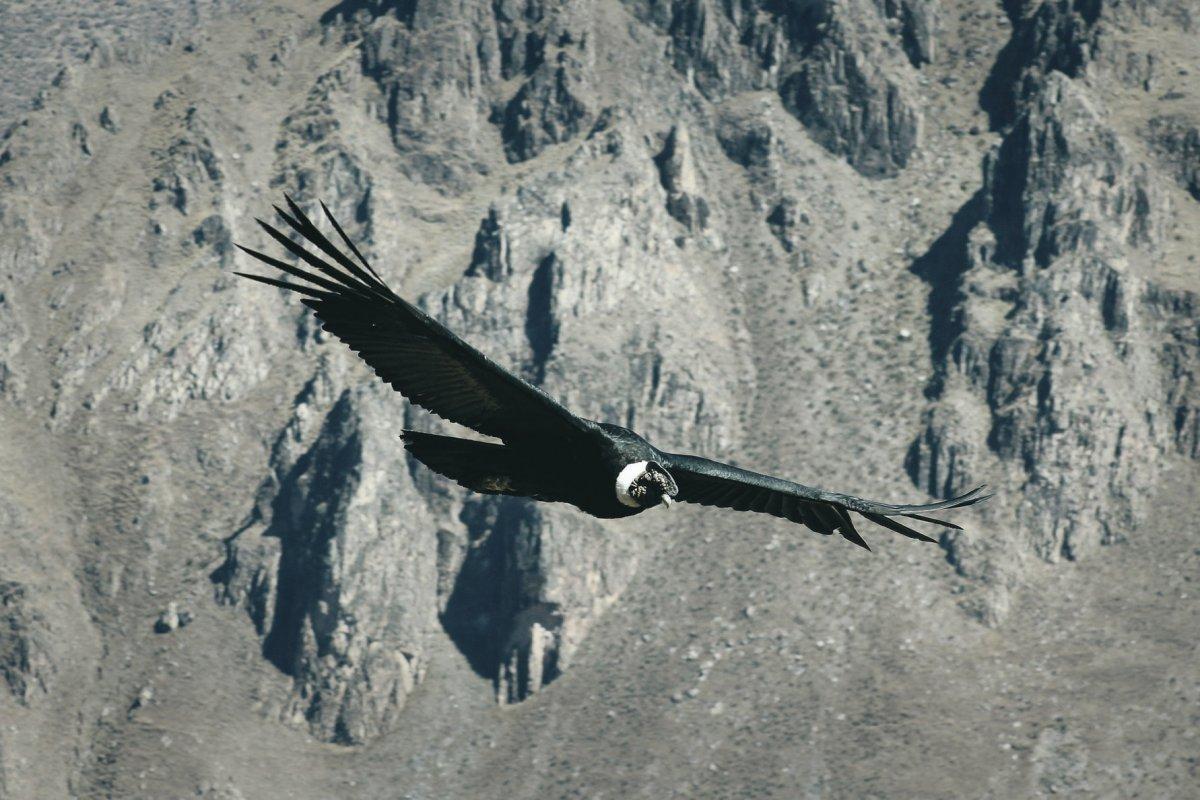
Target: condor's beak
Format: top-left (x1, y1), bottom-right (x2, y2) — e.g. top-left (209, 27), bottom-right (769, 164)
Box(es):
top-left (660, 495), bottom-right (675, 510)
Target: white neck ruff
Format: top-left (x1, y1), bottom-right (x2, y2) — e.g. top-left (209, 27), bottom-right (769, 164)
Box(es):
top-left (615, 461), bottom-right (649, 508)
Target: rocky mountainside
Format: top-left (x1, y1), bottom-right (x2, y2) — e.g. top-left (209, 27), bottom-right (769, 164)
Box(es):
top-left (0, 0), bottom-right (1197, 797)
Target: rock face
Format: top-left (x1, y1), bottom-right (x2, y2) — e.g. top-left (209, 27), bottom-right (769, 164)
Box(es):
top-left (1147, 115), bottom-right (1200, 201)
top-left (910, 27), bottom-right (1199, 619)
top-left (981, 0), bottom-right (1102, 128)
top-left (876, 0), bottom-right (939, 66)
top-left (217, 105), bottom-right (750, 728)
top-left (208, 4), bottom-right (750, 733)
top-left (498, 50), bottom-right (594, 163)
top-left (216, 371), bottom-right (438, 744)
top-left (630, 0), bottom-right (927, 176)
top-left (1, 0), bottom-right (1198, 796)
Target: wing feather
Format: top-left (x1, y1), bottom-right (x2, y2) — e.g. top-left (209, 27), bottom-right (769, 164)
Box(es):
top-left (239, 196), bottom-right (588, 442)
top-left (661, 452), bottom-right (986, 549)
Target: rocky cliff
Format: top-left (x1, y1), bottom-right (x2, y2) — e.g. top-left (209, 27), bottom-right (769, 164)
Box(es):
top-left (0, 0), bottom-right (1196, 797)
top-left (908, 0), bottom-right (1199, 621)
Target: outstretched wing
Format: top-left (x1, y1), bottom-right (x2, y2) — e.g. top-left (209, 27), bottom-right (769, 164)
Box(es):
top-left (237, 196), bottom-right (588, 443)
top-left (659, 452), bottom-right (990, 550)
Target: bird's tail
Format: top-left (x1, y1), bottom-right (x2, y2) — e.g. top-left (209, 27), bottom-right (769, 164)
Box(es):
top-left (401, 431), bottom-right (564, 502)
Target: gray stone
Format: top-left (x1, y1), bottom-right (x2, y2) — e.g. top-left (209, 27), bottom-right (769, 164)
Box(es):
top-left (498, 51), bottom-right (594, 163)
top-left (0, 582), bottom-right (53, 706)
top-left (654, 123), bottom-right (710, 231)
top-left (632, 0), bottom-right (925, 176)
top-left (1147, 114), bottom-right (1200, 200)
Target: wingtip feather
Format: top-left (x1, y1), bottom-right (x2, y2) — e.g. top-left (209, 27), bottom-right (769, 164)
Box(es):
top-left (902, 513), bottom-right (963, 530)
top-left (234, 271), bottom-right (328, 299)
top-left (843, 530), bottom-right (872, 551)
top-left (862, 512), bottom-right (938, 543)
top-left (284, 194), bottom-right (308, 223)
top-left (832, 507), bottom-right (871, 551)
top-left (319, 198), bottom-right (385, 282)
top-left (953, 485), bottom-right (990, 505)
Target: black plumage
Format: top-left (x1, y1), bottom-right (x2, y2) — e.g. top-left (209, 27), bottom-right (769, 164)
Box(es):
top-left (238, 197), bottom-right (991, 550)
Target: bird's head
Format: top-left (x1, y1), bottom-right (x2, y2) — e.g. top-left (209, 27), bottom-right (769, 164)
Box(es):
top-left (616, 461), bottom-right (679, 510)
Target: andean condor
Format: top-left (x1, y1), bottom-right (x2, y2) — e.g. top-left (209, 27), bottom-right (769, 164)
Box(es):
top-left (237, 197), bottom-right (990, 550)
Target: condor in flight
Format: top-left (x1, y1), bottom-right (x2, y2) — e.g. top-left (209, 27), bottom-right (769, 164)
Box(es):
top-left (237, 197), bottom-right (989, 550)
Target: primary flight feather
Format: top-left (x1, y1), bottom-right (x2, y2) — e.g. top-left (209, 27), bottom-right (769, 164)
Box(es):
top-left (237, 197), bottom-right (990, 550)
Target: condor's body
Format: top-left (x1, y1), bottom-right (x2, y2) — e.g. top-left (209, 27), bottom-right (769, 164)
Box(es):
top-left (403, 420), bottom-right (669, 520)
top-left (237, 196), bottom-right (989, 550)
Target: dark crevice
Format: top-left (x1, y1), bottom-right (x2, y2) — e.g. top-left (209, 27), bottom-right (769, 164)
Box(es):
top-left (354, 187), bottom-right (372, 224)
top-left (909, 191), bottom-right (985, 399)
top-left (524, 31), bottom-right (546, 75)
top-left (978, 21), bottom-right (1026, 129)
top-left (439, 497), bottom-right (549, 686)
top-left (1100, 268), bottom-right (1126, 332)
top-left (897, 4), bottom-right (928, 67)
top-left (979, 0), bottom-right (1101, 130)
top-left (439, 497), bottom-right (524, 678)
top-left (320, 0), bottom-right (417, 28)
top-left (467, 208), bottom-right (506, 279)
top-left (524, 253), bottom-right (559, 384)
top-left (988, 122), bottom-right (1032, 268)
top-left (760, 0), bottom-right (827, 52)
top-left (257, 393), bottom-right (362, 676)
